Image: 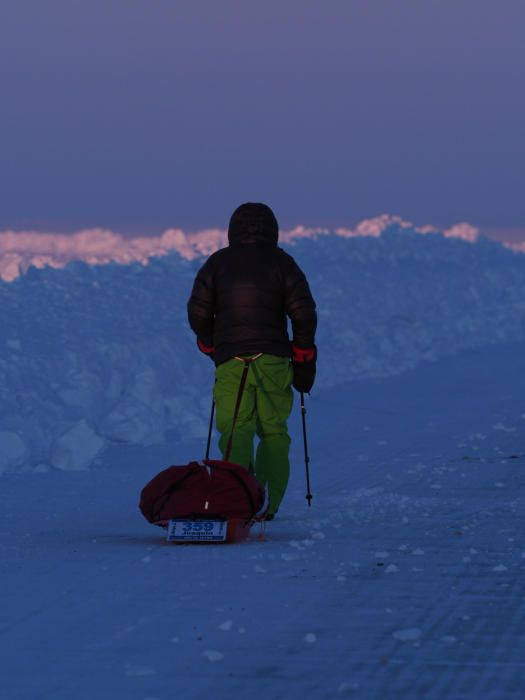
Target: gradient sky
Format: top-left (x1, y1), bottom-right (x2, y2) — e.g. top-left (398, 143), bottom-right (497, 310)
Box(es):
top-left (0, 0), bottom-right (523, 232)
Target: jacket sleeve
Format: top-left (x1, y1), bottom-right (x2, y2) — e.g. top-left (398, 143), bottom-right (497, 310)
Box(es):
top-left (281, 253), bottom-right (317, 348)
top-left (187, 258), bottom-right (215, 347)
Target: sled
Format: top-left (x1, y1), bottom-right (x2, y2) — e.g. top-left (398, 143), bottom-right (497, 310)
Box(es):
top-left (139, 357), bottom-right (268, 544)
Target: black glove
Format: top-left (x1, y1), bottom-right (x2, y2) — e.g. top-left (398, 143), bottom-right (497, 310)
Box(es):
top-left (291, 344), bottom-right (317, 393)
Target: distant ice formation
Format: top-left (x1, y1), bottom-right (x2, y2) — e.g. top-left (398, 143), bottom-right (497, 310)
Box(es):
top-left (0, 215), bottom-right (483, 282)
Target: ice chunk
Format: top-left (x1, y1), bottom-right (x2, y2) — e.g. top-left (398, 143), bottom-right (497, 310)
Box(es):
top-left (51, 420), bottom-right (106, 471)
top-left (0, 432), bottom-right (26, 473)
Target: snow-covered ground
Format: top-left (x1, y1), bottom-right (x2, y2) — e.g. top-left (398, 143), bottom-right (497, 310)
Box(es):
top-left (1, 226), bottom-right (525, 698)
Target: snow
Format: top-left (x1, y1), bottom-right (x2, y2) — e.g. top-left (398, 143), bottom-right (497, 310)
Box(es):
top-left (51, 419), bottom-right (106, 471)
top-left (0, 431), bottom-right (26, 472)
top-left (2, 225), bottom-right (525, 698)
top-left (0, 215), bottom-right (481, 282)
top-left (392, 628), bottom-right (422, 642)
top-left (2, 225), bottom-right (525, 474)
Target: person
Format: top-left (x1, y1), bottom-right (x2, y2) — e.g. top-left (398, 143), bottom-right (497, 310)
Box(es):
top-left (187, 202), bottom-right (317, 519)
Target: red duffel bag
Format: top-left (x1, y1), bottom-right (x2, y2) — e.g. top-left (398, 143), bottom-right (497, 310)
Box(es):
top-left (139, 458), bottom-right (266, 526)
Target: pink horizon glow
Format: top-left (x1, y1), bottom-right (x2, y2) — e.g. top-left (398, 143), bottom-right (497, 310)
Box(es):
top-left (0, 215), bottom-right (506, 283)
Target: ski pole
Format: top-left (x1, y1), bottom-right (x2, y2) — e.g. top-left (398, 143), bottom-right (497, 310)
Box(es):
top-left (205, 398), bottom-right (215, 460)
top-left (300, 391), bottom-right (313, 506)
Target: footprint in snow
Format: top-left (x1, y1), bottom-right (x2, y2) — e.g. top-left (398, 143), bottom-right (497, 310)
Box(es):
top-left (337, 682), bottom-right (360, 694)
top-left (281, 552), bottom-right (301, 561)
top-left (392, 628), bottom-right (421, 642)
top-left (125, 665), bottom-right (156, 677)
top-left (493, 423), bottom-right (516, 432)
top-left (385, 564), bottom-right (399, 574)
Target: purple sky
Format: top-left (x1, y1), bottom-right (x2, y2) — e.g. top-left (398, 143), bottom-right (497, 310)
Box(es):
top-left (0, 1), bottom-right (523, 233)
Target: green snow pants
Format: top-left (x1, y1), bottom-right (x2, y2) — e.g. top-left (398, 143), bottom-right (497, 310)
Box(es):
top-left (214, 354), bottom-right (294, 515)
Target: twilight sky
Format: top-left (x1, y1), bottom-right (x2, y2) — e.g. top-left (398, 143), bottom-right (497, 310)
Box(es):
top-left (0, 0), bottom-right (523, 233)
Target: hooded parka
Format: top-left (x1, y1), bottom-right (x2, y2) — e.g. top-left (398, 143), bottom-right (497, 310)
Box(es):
top-left (187, 203), bottom-right (317, 365)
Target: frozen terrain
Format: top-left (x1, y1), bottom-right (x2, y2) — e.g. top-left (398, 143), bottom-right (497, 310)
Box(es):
top-left (1, 226), bottom-right (525, 699)
top-left (2, 226), bottom-right (525, 474)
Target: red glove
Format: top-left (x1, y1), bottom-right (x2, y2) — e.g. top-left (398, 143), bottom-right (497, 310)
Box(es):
top-left (197, 338), bottom-right (215, 360)
top-left (291, 344), bottom-right (317, 393)
top-left (292, 345), bottom-right (317, 362)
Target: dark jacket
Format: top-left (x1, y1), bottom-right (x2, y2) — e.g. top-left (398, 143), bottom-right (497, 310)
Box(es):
top-left (187, 228), bottom-right (317, 366)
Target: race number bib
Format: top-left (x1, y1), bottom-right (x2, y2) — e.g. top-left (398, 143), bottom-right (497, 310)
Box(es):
top-left (167, 519), bottom-right (227, 543)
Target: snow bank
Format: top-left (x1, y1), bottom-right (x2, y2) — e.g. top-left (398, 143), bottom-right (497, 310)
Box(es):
top-left (51, 420), bottom-right (106, 471)
top-left (0, 215), bottom-right (481, 282)
top-left (0, 431), bottom-right (26, 471)
top-left (1, 225), bottom-right (525, 473)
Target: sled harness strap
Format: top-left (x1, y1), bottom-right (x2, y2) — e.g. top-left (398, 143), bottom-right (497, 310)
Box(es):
top-left (224, 353), bottom-right (263, 461)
